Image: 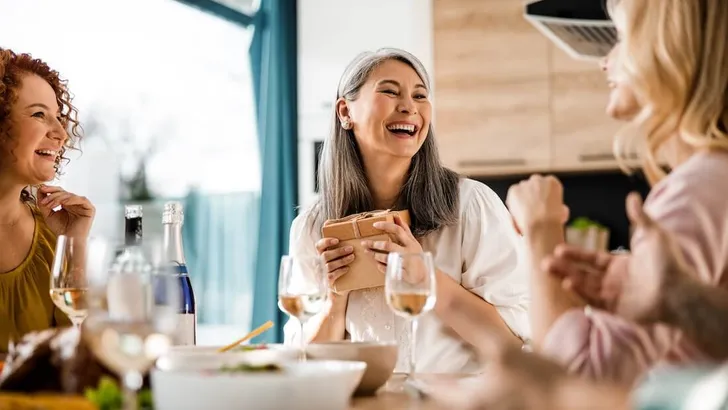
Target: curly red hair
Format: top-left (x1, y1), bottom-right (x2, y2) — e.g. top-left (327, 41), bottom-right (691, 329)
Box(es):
top-left (0, 48), bottom-right (81, 200)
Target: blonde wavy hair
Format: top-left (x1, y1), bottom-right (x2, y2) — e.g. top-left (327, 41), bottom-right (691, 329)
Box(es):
top-left (609, 0), bottom-right (728, 185)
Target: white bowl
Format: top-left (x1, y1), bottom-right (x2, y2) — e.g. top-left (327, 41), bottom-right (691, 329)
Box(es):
top-left (306, 341), bottom-right (398, 395)
top-left (151, 360), bottom-right (367, 410)
top-left (159, 344), bottom-right (300, 371)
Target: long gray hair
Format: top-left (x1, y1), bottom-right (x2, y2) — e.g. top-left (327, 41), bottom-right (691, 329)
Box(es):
top-left (310, 48), bottom-right (460, 237)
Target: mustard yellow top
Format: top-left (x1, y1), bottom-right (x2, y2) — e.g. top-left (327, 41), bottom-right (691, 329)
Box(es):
top-left (0, 206), bottom-right (71, 353)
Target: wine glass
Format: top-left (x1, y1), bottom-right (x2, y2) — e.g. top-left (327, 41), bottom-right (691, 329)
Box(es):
top-left (84, 236), bottom-right (179, 410)
top-left (385, 252), bottom-right (437, 380)
top-left (50, 235), bottom-right (91, 327)
top-left (278, 255), bottom-right (328, 361)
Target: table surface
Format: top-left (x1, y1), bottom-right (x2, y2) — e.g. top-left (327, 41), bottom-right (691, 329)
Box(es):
top-left (349, 373), bottom-right (473, 409)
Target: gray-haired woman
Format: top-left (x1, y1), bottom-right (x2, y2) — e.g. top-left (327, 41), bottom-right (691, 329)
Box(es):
top-left (284, 48), bottom-right (531, 373)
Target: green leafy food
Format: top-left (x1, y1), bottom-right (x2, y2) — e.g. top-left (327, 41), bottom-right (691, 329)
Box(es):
top-left (234, 344), bottom-right (269, 352)
top-left (84, 376), bottom-right (153, 410)
top-left (568, 217), bottom-right (606, 230)
top-left (218, 362), bottom-right (282, 373)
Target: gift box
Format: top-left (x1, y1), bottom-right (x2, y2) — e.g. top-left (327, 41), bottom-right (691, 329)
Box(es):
top-left (321, 209), bottom-right (411, 293)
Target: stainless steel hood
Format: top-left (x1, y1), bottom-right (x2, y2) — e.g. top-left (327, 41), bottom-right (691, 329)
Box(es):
top-left (524, 0), bottom-right (617, 61)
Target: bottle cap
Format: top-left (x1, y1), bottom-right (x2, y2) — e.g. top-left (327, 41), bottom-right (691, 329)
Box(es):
top-left (125, 204), bottom-right (142, 219)
top-left (163, 201), bottom-right (184, 224)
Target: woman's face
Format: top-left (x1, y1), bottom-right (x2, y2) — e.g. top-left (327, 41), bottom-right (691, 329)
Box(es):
top-left (601, 23), bottom-right (640, 121)
top-left (2, 74), bottom-right (67, 184)
top-left (338, 59), bottom-right (432, 161)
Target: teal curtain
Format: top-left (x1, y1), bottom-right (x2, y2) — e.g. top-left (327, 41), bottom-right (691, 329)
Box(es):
top-left (182, 190), bottom-right (261, 328)
top-left (172, 0), bottom-right (298, 342)
top-left (249, 0), bottom-right (299, 343)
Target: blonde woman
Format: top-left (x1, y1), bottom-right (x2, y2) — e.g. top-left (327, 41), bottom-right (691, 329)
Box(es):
top-left (506, 0), bottom-right (728, 384)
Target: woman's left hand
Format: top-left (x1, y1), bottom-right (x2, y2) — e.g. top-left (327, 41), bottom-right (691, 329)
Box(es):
top-left (36, 185), bottom-right (95, 238)
top-left (361, 215), bottom-right (422, 273)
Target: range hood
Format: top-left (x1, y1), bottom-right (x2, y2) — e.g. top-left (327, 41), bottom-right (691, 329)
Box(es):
top-left (524, 0), bottom-right (616, 61)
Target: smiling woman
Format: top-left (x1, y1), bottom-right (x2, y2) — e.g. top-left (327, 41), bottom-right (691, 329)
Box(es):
top-left (284, 48), bottom-right (531, 373)
top-left (0, 48), bottom-right (95, 353)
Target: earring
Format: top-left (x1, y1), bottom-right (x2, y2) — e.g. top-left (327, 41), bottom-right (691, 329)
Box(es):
top-left (341, 119), bottom-right (351, 130)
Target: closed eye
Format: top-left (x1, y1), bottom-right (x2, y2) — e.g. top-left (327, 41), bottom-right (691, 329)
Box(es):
top-left (381, 89), bottom-right (398, 96)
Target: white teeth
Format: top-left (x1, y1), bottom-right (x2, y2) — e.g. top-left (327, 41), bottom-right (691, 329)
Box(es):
top-left (387, 124), bottom-right (416, 133)
top-left (35, 149), bottom-right (57, 157)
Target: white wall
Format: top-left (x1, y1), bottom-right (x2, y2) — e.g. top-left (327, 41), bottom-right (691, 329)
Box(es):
top-left (297, 0), bottom-right (435, 208)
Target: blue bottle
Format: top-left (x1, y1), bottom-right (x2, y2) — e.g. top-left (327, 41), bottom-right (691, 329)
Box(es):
top-left (162, 201), bottom-right (197, 345)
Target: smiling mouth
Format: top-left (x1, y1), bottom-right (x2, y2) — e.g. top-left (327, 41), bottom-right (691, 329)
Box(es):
top-left (35, 149), bottom-right (59, 161)
top-left (386, 124), bottom-right (418, 137)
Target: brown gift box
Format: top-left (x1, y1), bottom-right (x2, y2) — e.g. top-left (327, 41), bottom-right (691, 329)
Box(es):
top-left (321, 209), bottom-right (411, 293)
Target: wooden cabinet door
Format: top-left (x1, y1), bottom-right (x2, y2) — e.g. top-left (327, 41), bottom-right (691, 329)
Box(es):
top-left (433, 0), bottom-right (552, 176)
top-left (548, 45), bottom-right (626, 171)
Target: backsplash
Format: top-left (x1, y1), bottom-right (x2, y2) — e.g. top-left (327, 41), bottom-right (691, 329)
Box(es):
top-left (476, 170), bottom-right (652, 250)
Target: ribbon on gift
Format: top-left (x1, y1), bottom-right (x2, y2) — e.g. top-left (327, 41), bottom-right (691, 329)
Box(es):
top-left (323, 209), bottom-right (398, 239)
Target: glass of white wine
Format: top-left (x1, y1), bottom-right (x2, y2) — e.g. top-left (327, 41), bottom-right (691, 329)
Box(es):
top-left (278, 255), bottom-right (328, 361)
top-left (50, 235), bottom-right (91, 326)
top-left (385, 252), bottom-right (437, 380)
top-left (84, 236), bottom-right (179, 410)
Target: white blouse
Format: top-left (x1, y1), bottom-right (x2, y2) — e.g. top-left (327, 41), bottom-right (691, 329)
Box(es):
top-left (283, 178), bottom-right (531, 373)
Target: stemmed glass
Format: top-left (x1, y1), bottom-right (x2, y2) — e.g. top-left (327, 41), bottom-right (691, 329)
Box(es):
top-left (83, 236), bottom-right (179, 410)
top-left (50, 235), bottom-right (91, 327)
top-left (385, 252), bottom-right (437, 380)
top-left (277, 255), bottom-right (328, 361)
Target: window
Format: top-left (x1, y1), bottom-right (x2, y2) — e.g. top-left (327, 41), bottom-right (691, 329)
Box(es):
top-left (1, 0), bottom-right (260, 344)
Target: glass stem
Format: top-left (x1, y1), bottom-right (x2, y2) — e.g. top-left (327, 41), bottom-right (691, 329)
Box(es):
top-left (122, 370), bottom-right (142, 410)
top-left (409, 318), bottom-right (418, 379)
top-left (299, 319), bottom-right (307, 362)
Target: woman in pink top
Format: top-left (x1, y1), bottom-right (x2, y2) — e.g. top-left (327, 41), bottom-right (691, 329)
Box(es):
top-left (506, 0), bottom-right (728, 384)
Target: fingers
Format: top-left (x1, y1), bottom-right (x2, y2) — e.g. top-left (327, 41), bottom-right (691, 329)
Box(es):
top-left (326, 266), bottom-right (350, 284)
top-left (315, 238), bottom-right (355, 280)
top-left (361, 239), bottom-right (402, 254)
top-left (39, 191), bottom-right (69, 207)
top-left (315, 238), bottom-right (339, 254)
top-left (372, 221), bottom-right (410, 245)
top-left (39, 192), bottom-right (94, 216)
top-left (37, 185), bottom-right (65, 195)
top-left (366, 248), bottom-right (391, 265)
top-left (542, 256), bottom-right (606, 307)
top-left (320, 244), bottom-right (353, 262)
top-left (325, 252), bottom-right (355, 273)
top-left (553, 244), bottom-right (611, 269)
top-left (361, 239), bottom-right (405, 269)
top-left (626, 191), bottom-right (653, 229)
top-left (393, 214), bottom-right (412, 235)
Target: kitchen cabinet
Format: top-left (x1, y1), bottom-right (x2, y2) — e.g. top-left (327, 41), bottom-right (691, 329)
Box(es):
top-left (433, 0), bottom-right (628, 176)
top-left (548, 44), bottom-right (626, 171)
top-left (433, 0), bottom-right (551, 175)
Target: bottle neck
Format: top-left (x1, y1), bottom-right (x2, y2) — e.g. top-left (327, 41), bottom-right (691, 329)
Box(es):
top-left (163, 222), bottom-right (186, 265)
top-left (125, 216), bottom-right (143, 246)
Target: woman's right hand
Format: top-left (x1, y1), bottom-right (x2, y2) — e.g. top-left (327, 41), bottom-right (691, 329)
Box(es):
top-left (316, 238), bottom-right (355, 295)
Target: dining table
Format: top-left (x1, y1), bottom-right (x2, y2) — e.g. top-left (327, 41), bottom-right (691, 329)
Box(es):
top-left (349, 373), bottom-right (475, 410)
